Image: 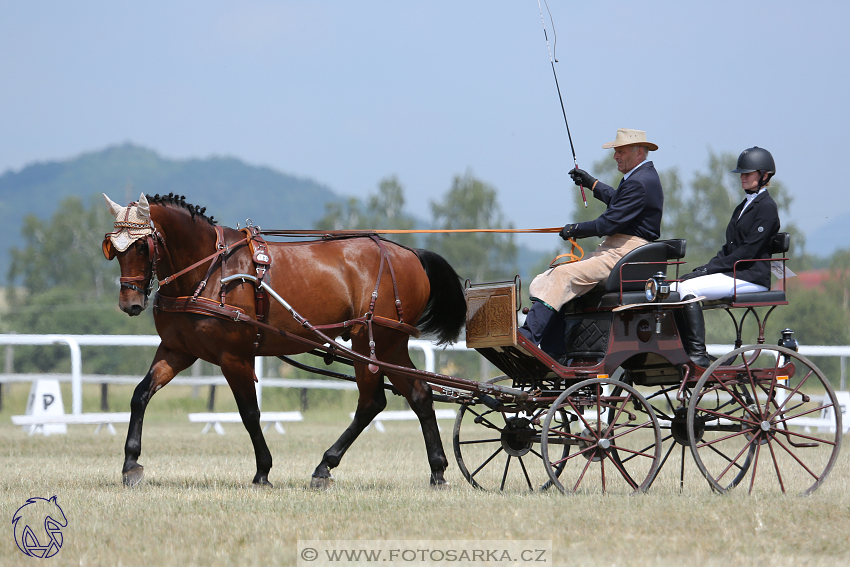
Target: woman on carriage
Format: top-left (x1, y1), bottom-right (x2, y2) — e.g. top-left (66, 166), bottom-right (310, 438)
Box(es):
top-left (674, 146), bottom-right (781, 367)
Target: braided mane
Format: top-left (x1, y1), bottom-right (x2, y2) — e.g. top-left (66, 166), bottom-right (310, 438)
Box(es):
top-left (146, 193), bottom-right (217, 225)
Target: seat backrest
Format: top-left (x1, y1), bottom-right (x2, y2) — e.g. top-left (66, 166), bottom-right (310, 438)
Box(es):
top-left (605, 239), bottom-right (686, 293)
top-left (771, 232), bottom-right (790, 255)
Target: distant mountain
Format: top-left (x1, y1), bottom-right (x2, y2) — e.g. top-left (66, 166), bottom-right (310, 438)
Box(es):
top-left (806, 212), bottom-right (850, 256)
top-left (0, 144), bottom-right (339, 278)
top-left (0, 143), bottom-right (553, 284)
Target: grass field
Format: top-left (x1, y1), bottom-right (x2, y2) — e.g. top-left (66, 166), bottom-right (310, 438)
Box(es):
top-left (1, 383), bottom-right (850, 567)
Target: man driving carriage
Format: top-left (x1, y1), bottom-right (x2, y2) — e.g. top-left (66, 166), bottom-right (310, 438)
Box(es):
top-left (519, 128), bottom-right (664, 346)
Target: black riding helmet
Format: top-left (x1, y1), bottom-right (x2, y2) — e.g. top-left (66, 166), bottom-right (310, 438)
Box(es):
top-left (732, 146), bottom-right (775, 188)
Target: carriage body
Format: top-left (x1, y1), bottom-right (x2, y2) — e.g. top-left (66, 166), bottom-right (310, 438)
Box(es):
top-left (453, 234), bottom-right (843, 494)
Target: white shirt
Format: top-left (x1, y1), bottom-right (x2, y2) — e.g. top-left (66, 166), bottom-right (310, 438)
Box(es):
top-left (738, 188), bottom-right (766, 219)
top-left (623, 159), bottom-right (649, 181)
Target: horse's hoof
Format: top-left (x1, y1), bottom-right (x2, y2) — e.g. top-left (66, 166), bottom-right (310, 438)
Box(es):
top-left (310, 475), bottom-right (334, 490)
top-left (122, 465), bottom-right (145, 488)
top-left (429, 480), bottom-right (451, 491)
top-left (252, 477), bottom-right (273, 489)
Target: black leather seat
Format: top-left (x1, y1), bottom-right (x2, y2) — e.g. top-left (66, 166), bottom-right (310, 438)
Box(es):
top-left (565, 239), bottom-right (687, 311)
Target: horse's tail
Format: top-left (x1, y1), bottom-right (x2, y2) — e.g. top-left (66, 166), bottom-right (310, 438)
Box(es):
top-left (416, 249), bottom-right (466, 345)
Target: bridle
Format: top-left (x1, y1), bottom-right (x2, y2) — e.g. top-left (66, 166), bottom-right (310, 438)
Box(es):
top-left (118, 232), bottom-right (165, 297)
top-left (103, 206), bottom-right (166, 299)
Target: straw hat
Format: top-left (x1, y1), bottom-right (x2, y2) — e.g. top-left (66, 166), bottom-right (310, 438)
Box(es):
top-left (601, 129), bottom-right (658, 151)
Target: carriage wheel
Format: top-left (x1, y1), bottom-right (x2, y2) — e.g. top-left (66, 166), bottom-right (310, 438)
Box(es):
top-left (612, 374), bottom-right (754, 490)
top-left (541, 378), bottom-right (662, 494)
top-left (687, 345), bottom-right (843, 495)
top-left (452, 376), bottom-right (567, 491)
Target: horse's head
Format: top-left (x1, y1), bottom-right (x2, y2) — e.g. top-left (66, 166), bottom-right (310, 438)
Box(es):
top-left (102, 193), bottom-right (160, 316)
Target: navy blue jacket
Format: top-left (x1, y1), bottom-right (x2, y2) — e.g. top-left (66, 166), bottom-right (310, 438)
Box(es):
top-left (705, 190), bottom-right (780, 288)
top-left (573, 161), bottom-right (663, 240)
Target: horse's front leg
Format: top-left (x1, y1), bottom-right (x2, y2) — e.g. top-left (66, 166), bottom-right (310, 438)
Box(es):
top-left (123, 345), bottom-right (196, 487)
top-left (220, 354), bottom-right (274, 487)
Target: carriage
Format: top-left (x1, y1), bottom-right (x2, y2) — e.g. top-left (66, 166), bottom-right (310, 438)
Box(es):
top-left (454, 233), bottom-right (843, 495)
top-left (104, 193), bottom-right (842, 495)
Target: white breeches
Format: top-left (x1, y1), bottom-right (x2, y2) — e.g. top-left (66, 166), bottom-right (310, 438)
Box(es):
top-left (673, 273), bottom-right (768, 301)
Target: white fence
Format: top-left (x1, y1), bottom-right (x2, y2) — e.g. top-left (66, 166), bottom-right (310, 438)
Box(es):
top-left (1, 334), bottom-right (848, 424)
top-left (0, 335), bottom-right (473, 415)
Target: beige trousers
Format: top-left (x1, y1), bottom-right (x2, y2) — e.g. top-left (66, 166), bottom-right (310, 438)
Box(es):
top-left (528, 234), bottom-right (649, 310)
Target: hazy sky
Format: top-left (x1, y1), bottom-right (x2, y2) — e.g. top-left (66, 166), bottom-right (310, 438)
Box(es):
top-left (2, 1), bottom-right (847, 251)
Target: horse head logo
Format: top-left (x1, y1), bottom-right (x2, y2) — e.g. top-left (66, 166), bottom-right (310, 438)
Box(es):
top-left (12, 496), bottom-right (67, 558)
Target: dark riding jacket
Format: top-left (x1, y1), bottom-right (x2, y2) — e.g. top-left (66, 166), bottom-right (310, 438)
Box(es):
top-left (705, 190), bottom-right (780, 288)
top-left (571, 161), bottom-right (663, 241)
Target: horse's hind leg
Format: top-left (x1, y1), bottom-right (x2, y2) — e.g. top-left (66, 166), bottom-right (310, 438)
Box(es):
top-left (123, 345), bottom-right (197, 487)
top-left (384, 348), bottom-right (449, 488)
top-left (220, 355), bottom-right (273, 487)
top-left (310, 365), bottom-right (387, 489)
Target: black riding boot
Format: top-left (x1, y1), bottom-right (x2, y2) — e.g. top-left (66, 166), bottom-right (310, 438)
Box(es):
top-left (674, 295), bottom-right (712, 367)
top-left (518, 302), bottom-right (558, 346)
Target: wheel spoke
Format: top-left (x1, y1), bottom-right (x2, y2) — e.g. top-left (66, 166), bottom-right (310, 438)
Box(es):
top-left (572, 455), bottom-right (594, 492)
top-left (469, 447), bottom-right (503, 479)
top-left (695, 426), bottom-right (754, 449)
top-left (747, 440), bottom-right (762, 494)
top-left (771, 427), bottom-right (837, 447)
top-left (518, 456), bottom-right (533, 491)
top-left (500, 456), bottom-right (511, 491)
top-left (766, 437), bottom-right (786, 493)
top-left (458, 437), bottom-right (502, 445)
top-left (466, 408), bottom-right (502, 432)
top-left (715, 434), bottom-right (759, 484)
top-left (770, 434), bottom-right (823, 481)
top-left (604, 450), bottom-right (638, 491)
top-left (773, 368), bottom-right (815, 416)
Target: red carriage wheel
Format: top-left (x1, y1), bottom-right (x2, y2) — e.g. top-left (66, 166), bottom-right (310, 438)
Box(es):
top-left (686, 345), bottom-right (842, 495)
top-left (540, 378), bottom-right (662, 494)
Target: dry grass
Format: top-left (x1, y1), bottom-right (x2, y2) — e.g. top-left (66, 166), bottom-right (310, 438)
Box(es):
top-left (1, 411), bottom-right (849, 567)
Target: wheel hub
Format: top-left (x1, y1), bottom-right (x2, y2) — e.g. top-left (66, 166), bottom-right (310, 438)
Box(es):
top-left (500, 416), bottom-right (534, 457)
top-left (577, 422), bottom-right (607, 462)
top-left (671, 406), bottom-right (704, 445)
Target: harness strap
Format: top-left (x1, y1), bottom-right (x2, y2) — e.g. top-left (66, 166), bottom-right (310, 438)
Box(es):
top-left (159, 232), bottom-right (248, 287)
top-left (241, 227), bottom-right (272, 322)
top-left (368, 235), bottom-right (405, 323)
top-left (312, 315), bottom-right (421, 338)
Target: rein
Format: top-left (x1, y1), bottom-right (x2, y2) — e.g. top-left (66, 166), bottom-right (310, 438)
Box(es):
top-left (260, 227), bottom-right (564, 237)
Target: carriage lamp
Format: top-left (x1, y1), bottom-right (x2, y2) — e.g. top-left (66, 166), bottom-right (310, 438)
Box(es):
top-left (644, 272), bottom-right (670, 302)
top-left (778, 328), bottom-right (798, 352)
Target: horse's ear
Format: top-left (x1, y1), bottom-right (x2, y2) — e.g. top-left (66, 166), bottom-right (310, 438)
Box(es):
top-left (137, 193), bottom-right (150, 221)
top-left (103, 193), bottom-right (122, 217)
top-left (102, 237), bottom-right (116, 261)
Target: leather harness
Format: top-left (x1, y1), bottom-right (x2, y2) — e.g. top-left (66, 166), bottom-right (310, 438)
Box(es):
top-left (112, 215), bottom-right (420, 363)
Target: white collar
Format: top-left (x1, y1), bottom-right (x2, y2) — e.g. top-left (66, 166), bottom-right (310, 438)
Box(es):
top-left (623, 159), bottom-right (649, 181)
top-left (739, 188), bottom-right (766, 218)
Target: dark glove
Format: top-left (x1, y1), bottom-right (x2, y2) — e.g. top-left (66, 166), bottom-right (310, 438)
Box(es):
top-left (560, 223), bottom-right (579, 240)
top-left (680, 265), bottom-right (707, 281)
top-left (568, 168), bottom-right (597, 189)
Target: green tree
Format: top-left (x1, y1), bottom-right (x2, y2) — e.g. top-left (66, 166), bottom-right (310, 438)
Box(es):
top-left (314, 176), bottom-right (417, 247)
top-left (426, 172), bottom-right (517, 283)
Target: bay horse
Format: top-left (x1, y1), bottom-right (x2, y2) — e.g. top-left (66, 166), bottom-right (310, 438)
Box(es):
top-left (102, 192), bottom-right (466, 488)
